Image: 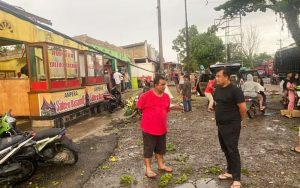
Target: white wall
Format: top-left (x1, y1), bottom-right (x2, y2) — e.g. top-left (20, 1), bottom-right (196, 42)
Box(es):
top-left (131, 62), bottom-right (155, 79)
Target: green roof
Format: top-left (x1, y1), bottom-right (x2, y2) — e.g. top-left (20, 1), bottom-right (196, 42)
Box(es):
top-left (90, 44), bottom-right (131, 63)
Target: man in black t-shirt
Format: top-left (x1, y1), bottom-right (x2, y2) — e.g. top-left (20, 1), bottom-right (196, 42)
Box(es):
top-left (214, 68), bottom-right (247, 188)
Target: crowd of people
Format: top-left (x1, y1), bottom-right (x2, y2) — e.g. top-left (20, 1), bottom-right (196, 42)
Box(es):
top-left (137, 70), bottom-right (245, 188)
top-left (105, 69), bottom-right (131, 93)
top-left (136, 69), bottom-right (299, 188)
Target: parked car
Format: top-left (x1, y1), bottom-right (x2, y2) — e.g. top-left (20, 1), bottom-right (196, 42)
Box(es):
top-left (209, 63), bottom-right (262, 87)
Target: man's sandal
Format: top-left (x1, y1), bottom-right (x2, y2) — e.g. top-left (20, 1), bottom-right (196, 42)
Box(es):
top-left (158, 166), bottom-right (173, 173)
top-left (290, 147), bottom-right (300, 153)
top-left (231, 182), bottom-right (242, 188)
top-left (145, 171), bottom-right (157, 179)
top-left (218, 173), bottom-right (232, 180)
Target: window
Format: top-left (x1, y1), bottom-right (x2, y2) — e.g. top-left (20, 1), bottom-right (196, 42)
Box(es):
top-left (29, 47), bottom-right (45, 81)
top-left (65, 49), bottom-right (79, 79)
top-left (29, 46), bottom-right (47, 90)
top-left (48, 46), bottom-right (65, 79)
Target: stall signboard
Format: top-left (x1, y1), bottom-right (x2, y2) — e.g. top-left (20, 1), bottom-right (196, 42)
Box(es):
top-left (85, 84), bottom-right (108, 105)
top-left (38, 89), bottom-right (86, 116)
top-left (65, 49), bottom-right (79, 78)
top-left (48, 46), bottom-right (65, 79)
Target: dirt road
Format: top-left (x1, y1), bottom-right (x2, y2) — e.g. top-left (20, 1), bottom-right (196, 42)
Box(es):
top-left (17, 86), bottom-right (299, 188)
top-left (84, 85), bottom-right (299, 188)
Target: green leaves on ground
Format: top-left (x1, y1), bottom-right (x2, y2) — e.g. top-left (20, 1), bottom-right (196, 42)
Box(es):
top-left (166, 143), bottom-right (176, 152)
top-left (159, 173), bottom-right (173, 188)
top-left (175, 174), bottom-right (188, 184)
top-left (204, 166), bottom-right (223, 175)
top-left (120, 174), bottom-right (136, 186)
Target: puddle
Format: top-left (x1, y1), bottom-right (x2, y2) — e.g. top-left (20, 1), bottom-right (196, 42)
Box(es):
top-left (196, 178), bottom-right (220, 188)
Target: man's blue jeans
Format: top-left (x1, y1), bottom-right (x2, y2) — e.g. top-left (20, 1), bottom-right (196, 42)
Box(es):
top-left (183, 98), bottom-right (192, 112)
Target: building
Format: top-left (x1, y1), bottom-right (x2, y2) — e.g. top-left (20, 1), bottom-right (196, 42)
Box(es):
top-left (122, 41), bottom-right (158, 82)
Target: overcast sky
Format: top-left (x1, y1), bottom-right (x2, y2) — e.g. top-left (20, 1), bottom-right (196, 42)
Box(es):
top-left (7, 0), bottom-right (294, 62)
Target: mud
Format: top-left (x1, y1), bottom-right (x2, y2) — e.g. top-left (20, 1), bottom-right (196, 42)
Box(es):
top-left (83, 85), bottom-right (300, 188)
top-left (15, 85), bottom-right (300, 188)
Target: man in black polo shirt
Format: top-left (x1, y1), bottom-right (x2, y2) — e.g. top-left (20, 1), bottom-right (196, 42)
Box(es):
top-left (214, 68), bottom-right (247, 188)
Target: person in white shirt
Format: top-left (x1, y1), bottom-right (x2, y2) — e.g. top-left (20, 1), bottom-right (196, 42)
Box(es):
top-left (242, 74), bottom-right (265, 111)
top-left (113, 70), bottom-right (123, 92)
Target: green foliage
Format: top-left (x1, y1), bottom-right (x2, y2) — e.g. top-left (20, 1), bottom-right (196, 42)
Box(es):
top-left (290, 125), bottom-right (299, 132)
top-left (174, 153), bottom-right (189, 163)
top-left (253, 52), bottom-right (272, 66)
top-left (120, 175), bottom-right (133, 185)
top-left (159, 173), bottom-right (173, 187)
top-left (0, 46), bottom-right (8, 53)
top-left (14, 44), bottom-right (24, 51)
top-left (204, 166), bottom-right (223, 175)
top-left (215, 0), bottom-right (300, 50)
top-left (172, 25), bottom-right (199, 61)
top-left (100, 165), bottom-right (110, 170)
top-left (166, 143), bottom-right (176, 152)
top-left (180, 164), bottom-right (193, 175)
top-left (175, 174), bottom-right (188, 184)
top-left (172, 25), bottom-right (225, 71)
top-left (241, 167), bottom-right (250, 176)
top-left (124, 97), bottom-right (137, 116)
top-left (190, 31), bottom-right (225, 68)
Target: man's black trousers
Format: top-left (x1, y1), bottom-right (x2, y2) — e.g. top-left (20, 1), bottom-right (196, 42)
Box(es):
top-left (217, 121), bottom-right (241, 181)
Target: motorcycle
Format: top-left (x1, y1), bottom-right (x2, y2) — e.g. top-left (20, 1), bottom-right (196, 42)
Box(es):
top-left (103, 86), bottom-right (124, 113)
top-left (0, 132), bottom-right (37, 185)
top-left (1, 111), bottom-right (79, 166)
top-left (245, 97), bottom-right (265, 118)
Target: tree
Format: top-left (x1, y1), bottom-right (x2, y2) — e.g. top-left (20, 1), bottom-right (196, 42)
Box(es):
top-left (215, 0), bottom-right (300, 49)
top-left (191, 28), bottom-right (225, 68)
top-left (172, 25), bottom-right (199, 63)
top-left (172, 25), bottom-right (225, 71)
top-left (253, 52), bottom-right (273, 66)
top-left (233, 25), bottom-right (261, 68)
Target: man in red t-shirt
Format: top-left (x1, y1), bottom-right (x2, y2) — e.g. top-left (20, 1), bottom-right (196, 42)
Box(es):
top-left (137, 75), bottom-right (173, 178)
top-left (204, 76), bottom-right (216, 112)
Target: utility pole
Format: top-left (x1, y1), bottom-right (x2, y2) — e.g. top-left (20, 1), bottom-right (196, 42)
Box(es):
top-left (157, 0), bottom-right (164, 75)
top-left (184, 0), bottom-right (190, 72)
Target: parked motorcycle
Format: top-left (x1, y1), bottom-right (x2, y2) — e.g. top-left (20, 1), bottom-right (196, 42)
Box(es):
top-left (0, 132), bottom-right (37, 185)
top-left (245, 97), bottom-right (265, 118)
top-left (103, 86), bottom-right (124, 113)
top-left (1, 111), bottom-right (79, 166)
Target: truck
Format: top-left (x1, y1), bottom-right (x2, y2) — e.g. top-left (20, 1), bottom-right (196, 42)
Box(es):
top-left (274, 44), bottom-right (300, 79)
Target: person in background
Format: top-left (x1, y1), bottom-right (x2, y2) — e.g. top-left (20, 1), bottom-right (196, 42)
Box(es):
top-left (113, 70), bottom-right (123, 92)
top-left (286, 74), bottom-right (296, 118)
top-left (124, 72), bottom-right (130, 90)
top-left (179, 72), bottom-right (185, 93)
top-left (181, 75), bottom-right (192, 112)
top-left (172, 71), bottom-right (180, 93)
top-left (137, 75), bottom-right (173, 179)
top-left (214, 68), bottom-right (247, 188)
top-left (204, 75), bottom-right (215, 112)
top-left (195, 73), bottom-right (204, 96)
top-left (190, 73), bottom-right (196, 89)
top-left (282, 73), bottom-right (292, 107)
top-left (242, 74), bottom-right (265, 111)
top-left (253, 76), bottom-right (267, 108)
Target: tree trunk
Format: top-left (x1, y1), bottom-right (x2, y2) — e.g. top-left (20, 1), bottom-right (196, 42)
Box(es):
top-left (284, 10), bottom-right (300, 49)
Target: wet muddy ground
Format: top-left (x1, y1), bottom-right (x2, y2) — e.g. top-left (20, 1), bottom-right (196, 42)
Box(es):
top-left (16, 85), bottom-right (299, 188)
top-left (84, 85), bottom-right (300, 188)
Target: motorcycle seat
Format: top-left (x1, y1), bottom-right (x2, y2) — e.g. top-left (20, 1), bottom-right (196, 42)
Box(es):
top-left (0, 135), bottom-right (24, 150)
top-left (33, 128), bottom-right (65, 141)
